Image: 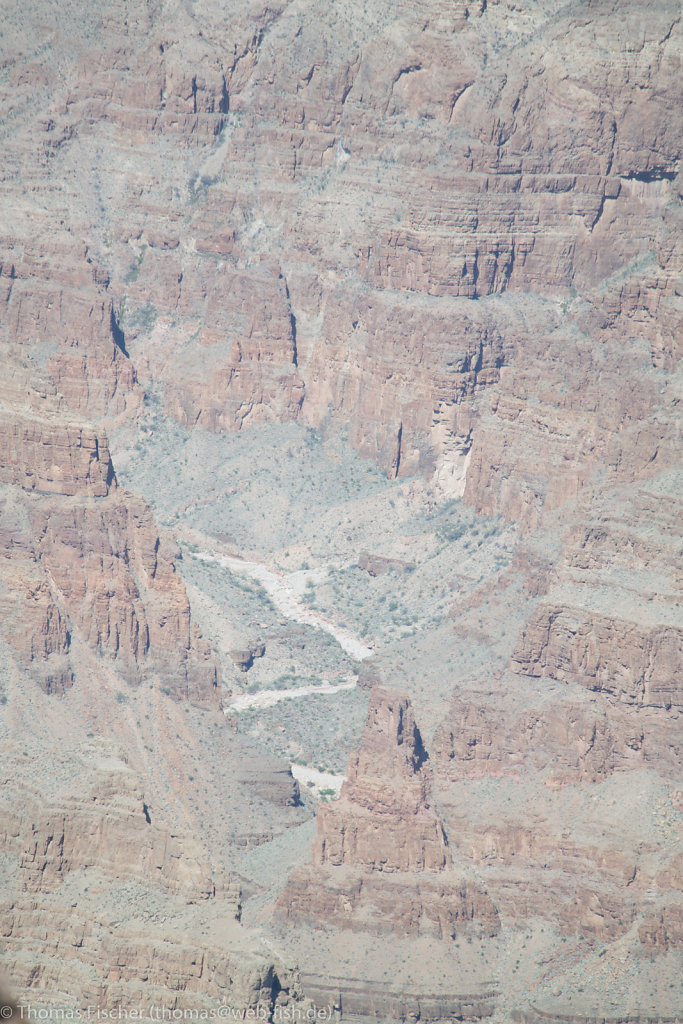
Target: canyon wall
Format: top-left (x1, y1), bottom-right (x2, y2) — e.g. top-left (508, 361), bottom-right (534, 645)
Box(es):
top-left (0, 0), bottom-right (680, 1020)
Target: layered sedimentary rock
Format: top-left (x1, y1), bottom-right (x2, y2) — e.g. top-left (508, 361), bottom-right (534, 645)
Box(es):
top-left (0, 598), bottom-right (306, 1013)
top-left (510, 483), bottom-right (683, 713)
top-left (1, 0), bottom-right (679, 478)
top-left (0, 418), bottom-right (114, 497)
top-left (0, 350), bottom-right (219, 704)
top-left (278, 688), bottom-right (497, 929)
top-left (2, 0), bottom-right (679, 514)
top-left (1, 231), bottom-right (140, 422)
top-left (312, 688), bottom-right (450, 873)
top-left (0, 0), bottom-right (681, 1019)
top-left (0, 751), bottom-right (303, 1016)
top-left (4, 755), bottom-right (215, 898)
top-left (277, 688), bottom-right (500, 1016)
top-left (511, 606), bottom-right (682, 709)
top-left (162, 260), bottom-right (304, 432)
top-left (0, 346), bottom-right (305, 1006)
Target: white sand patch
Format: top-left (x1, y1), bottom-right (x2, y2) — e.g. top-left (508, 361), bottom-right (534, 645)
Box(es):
top-left (291, 763), bottom-right (345, 799)
top-left (193, 550), bottom-right (373, 661)
top-left (227, 676), bottom-right (356, 712)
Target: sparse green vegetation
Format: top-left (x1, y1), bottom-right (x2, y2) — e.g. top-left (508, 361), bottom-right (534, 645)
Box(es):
top-left (125, 245), bottom-right (146, 283)
top-left (129, 301), bottom-right (157, 332)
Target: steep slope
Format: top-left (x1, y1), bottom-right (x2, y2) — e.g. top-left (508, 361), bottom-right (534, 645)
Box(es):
top-left (277, 688), bottom-right (501, 1020)
top-left (0, 350), bottom-right (308, 1011)
top-left (0, 0), bottom-right (681, 1020)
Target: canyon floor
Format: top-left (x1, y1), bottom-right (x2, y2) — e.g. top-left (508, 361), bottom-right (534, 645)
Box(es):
top-left (0, 0), bottom-right (681, 1020)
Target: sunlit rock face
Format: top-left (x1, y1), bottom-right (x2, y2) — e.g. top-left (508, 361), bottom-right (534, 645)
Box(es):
top-left (0, 0), bottom-right (681, 1019)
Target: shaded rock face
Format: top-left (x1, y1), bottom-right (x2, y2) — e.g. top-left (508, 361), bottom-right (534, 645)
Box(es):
top-left (278, 687), bottom-right (499, 937)
top-left (0, 354), bottom-right (219, 706)
top-left (315, 688), bottom-right (448, 872)
top-left (229, 641), bottom-right (266, 672)
top-left (0, 0), bottom-right (681, 1020)
top-left (0, 750), bottom-right (303, 1017)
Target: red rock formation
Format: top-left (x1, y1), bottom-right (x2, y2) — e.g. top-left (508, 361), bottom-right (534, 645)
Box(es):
top-left (276, 688), bottom-right (500, 1017)
top-left (314, 687), bottom-right (449, 872)
top-left (511, 606), bottom-right (682, 709)
top-left (278, 688), bottom-right (499, 940)
top-left (1, 0), bottom-right (681, 1018)
top-left (162, 260), bottom-right (304, 432)
top-left (2, 233), bottom-right (139, 421)
top-left (0, 416), bottom-right (114, 496)
top-left (0, 350), bottom-right (219, 705)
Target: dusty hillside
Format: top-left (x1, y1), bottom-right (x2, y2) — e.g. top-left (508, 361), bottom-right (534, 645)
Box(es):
top-left (0, 0), bottom-right (681, 1021)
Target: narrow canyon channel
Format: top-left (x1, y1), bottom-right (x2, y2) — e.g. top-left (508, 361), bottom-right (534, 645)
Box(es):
top-left (193, 549), bottom-right (374, 797)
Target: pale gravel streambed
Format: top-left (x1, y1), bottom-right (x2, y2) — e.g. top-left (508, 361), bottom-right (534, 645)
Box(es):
top-left (192, 549), bottom-right (373, 798)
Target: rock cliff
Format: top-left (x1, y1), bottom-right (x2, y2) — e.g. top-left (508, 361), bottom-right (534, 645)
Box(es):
top-left (0, 352), bottom-right (219, 705)
top-left (277, 689), bottom-right (500, 1016)
top-left (0, 347), bottom-right (306, 1008)
top-left (0, 0), bottom-right (680, 1020)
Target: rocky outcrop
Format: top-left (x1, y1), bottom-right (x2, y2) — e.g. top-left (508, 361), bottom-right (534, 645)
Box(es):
top-left (30, 494), bottom-right (219, 700)
top-left (2, 233), bottom-right (139, 421)
top-left (282, 870), bottom-right (499, 941)
top-left (1, 0), bottom-right (679, 488)
top-left (433, 691), bottom-right (682, 787)
top-left (235, 749), bottom-right (301, 808)
top-left (0, 488), bottom-right (220, 704)
top-left (229, 641), bottom-right (266, 672)
top-left (1, 869), bottom-right (301, 1018)
top-left (0, 326), bottom-right (307, 1012)
top-left (312, 688), bottom-right (449, 872)
top-left (162, 259), bottom-right (305, 432)
top-left (358, 551), bottom-right (416, 576)
top-left (0, 352), bottom-right (219, 705)
top-left (0, 416), bottom-right (114, 497)
top-left (509, 479), bottom-right (683, 715)
top-left (2, 912), bottom-right (304, 1022)
top-left (300, 975), bottom-right (497, 1024)
top-left (511, 607), bottom-right (683, 709)
top-left (432, 694), bottom-right (620, 785)
top-left (0, 650), bottom-right (307, 1012)
top-left (3, 758), bottom-right (215, 898)
top-left (277, 688), bottom-right (499, 1014)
